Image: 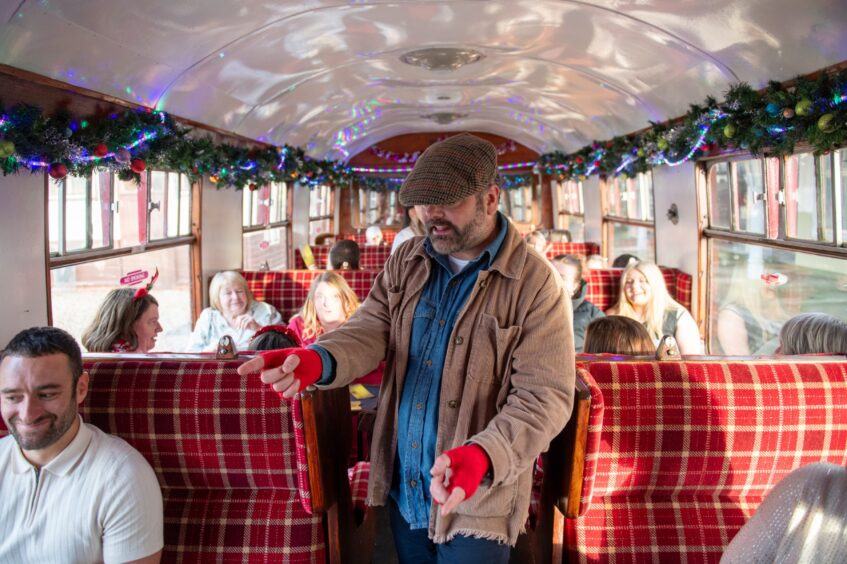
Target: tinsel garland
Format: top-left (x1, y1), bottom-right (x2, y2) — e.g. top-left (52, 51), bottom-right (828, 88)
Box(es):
top-left (538, 69), bottom-right (847, 181)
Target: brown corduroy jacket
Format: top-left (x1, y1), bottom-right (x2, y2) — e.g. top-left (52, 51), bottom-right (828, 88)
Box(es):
top-left (315, 221), bottom-right (575, 545)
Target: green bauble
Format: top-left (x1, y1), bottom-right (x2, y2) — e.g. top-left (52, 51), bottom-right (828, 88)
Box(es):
top-left (0, 139), bottom-right (15, 158)
top-left (723, 123), bottom-right (736, 139)
top-left (818, 113), bottom-right (836, 132)
top-left (637, 148), bottom-right (646, 157)
top-left (795, 98), bottom-right (813, 116)
top-left (657, 138), bottom-right (669, 150)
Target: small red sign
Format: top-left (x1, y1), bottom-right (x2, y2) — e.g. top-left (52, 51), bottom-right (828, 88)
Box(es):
top-left (120, 269), bottom-right (149, 286)
top-left (259, 241), bottom-right (270, 250)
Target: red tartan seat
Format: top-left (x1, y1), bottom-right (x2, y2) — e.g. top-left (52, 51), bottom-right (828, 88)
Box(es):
top-left (294, 247), bottom-right (392, 271)
top-left (584, 267), bottom-right (693, 312)
top-left (567, 357), bottom-right (847, 563)
top-left (242, 270), bottom-right (380, 321)
top-left (341, 230), bottom-right (397, 246)
top-left (74, 356), bottom-right (358, 564)
top-left (544, 241), bottom-right (601, 260)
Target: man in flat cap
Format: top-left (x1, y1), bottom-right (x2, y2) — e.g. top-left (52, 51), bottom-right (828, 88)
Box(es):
top-left (240, 133), bottom-right (574, 562)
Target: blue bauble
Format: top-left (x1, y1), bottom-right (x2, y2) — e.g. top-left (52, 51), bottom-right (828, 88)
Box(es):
top-left (765, 102), bottom-right (780, 116)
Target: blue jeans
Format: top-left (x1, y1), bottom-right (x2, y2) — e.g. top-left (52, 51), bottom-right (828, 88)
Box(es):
top-left (388, 498), bottom-right (511, 564)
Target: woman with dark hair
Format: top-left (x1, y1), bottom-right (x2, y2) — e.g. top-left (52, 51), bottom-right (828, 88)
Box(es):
top-left (246, 325), bottom-right (301, 351)
top-left (81, 288), bottom-right (162, 353)
top-left (777, 312), bottom-right (847, 354)
top-left (583, 315), bottom-right (656, 355)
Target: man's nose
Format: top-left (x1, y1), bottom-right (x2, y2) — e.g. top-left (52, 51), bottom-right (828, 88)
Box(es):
top-left (19, 397), bottom-right (44, 423)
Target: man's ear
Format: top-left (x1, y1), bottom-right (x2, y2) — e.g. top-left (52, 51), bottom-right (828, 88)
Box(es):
top-left (76, 371), bottom-right (89, 405)
top-left (486, 184), bottom-right (500, 214)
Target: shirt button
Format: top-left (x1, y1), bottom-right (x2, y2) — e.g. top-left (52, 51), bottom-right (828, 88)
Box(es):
top-left (439, 319), bottom-right (446, 327)
top-left (416, 403), bottom-right (424, 410)
top-left (454, 336), bottom-right (464, 345)
top-left (448, 400), bottom-right (458, 408)
top-left (410, 479), bottom-right (417, 488)
top-left (411, 441), bottom-right (418, 449)
top-left (425, 359), bottom-right (432, 367)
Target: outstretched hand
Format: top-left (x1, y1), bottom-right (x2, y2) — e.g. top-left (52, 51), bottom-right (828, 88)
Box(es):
top-left (237, 348), bottom-right (322, 398)
top-left (429, 444), bottom-right (490, 516)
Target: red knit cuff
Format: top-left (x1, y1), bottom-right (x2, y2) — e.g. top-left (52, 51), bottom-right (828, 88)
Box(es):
top-left (258, 348), bottom-right (323, 395)
top-left (444, 444), bottom-right (490, 500)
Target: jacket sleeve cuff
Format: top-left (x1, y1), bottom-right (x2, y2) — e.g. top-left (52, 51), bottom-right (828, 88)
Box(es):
top-left (307, 344), bottom-right (337, 385)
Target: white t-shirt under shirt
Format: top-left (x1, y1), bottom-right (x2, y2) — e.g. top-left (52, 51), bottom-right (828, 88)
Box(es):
top-left (0, 418), bottom-right (163, 563)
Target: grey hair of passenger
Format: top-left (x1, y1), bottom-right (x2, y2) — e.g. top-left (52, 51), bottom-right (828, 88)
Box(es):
top-left (778, 312), bottom-right (847, 355)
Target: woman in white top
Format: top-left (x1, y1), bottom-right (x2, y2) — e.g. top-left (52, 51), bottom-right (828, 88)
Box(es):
top-left (390, 207), bottom-right (425, 254)
top-left (187, 271), bottom-right (281, 352)
top-left (607, 261), bottom-right (703, 354)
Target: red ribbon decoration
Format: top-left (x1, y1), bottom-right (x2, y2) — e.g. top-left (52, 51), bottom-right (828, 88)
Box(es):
top-left (134, 267), bottom-right (159, 300)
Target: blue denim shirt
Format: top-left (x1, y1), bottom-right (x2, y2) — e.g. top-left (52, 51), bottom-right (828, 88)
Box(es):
top-left (390, 213), bottom-right (507, 528)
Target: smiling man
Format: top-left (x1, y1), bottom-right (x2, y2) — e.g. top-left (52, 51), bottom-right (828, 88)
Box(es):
top-left (239, 133), bottom-right (575, 563)
top-left (0, 326), bottom-right (163, 563)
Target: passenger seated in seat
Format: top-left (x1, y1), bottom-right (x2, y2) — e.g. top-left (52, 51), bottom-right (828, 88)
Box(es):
top-left (365, 225), bottom-right (384, 246)
top-left (82, 287), bottom-right (162, 353)
top-left (0, 327), bottom-right (163, 563)
top-left (390, 207), bottom-right (425, 254)
top-left (551, 254), bottom-right (604, 352)
top-left (776, 312), bottom-right (847, 355)
top-left (608, 262), bottom-right (703, 354)
top-left (187, 271), bottom-right (282, 352)
top-left (583, 315), bottom-right (656, 355)
top-left (722, 462), bottom-right (847, 563)
top-left (288, 272), bottom-right (382, 385)
top-left (611, 253), bottom-right (639, 268)
top-left (247, 324), bottom-right (301, 351)
top-left (525, 230), bottom-right (549, 255)
top-left (328, 240), bottom-right (361, 270)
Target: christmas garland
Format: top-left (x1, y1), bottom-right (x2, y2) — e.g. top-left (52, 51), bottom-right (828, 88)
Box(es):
top-left (0, 103), bottom-right (352, 190)
top-left (539, 68), bottom-right (847, 181)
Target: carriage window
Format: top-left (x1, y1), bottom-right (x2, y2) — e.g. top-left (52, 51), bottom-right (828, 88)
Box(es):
top-left (51, 245), bottom-right (193, 352)
top-left (602, 172), bottom-right (655, 262)
top-left (554, 179), bottom-right (585, 241)
top-left (309, 184), bottom-right (334, 243)
top-left (784, 152), bottom-right (841, 243)
top-left (359, 188), bottom-right (399, 226)
top-left (708, 239), bottom-right (847, 354)
top-left (148, 171), bottom-right (192, 241)
top-left (499, 182), bottom-right (534, 224)
top-left (242, 182), bottom-right (290, 270)
top-left (48, 172), bottom-right (112, 255)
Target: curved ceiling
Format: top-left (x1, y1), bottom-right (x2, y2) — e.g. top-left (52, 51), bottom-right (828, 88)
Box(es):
top-left (1, 0), bottom-right (845, 160)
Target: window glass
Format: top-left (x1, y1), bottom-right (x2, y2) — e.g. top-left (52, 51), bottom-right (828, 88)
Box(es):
top-left (243, 226), bottom-right (288, 271)
top-left (607, 223), bottom-right (655, 263)
top-left (708, 239), bottom-right (847, 354)
top-left (269, 182), bottom-right (288, 224)
top-left (48, 179), bottom-right (61, 255)
top-left (50, 245), bottom-right (193, 352)
top-left (148, 171), bottom-right (166, 241)
top-left (502, 184), bottom-right (532, 223)
top-left (309, 219), bottom-right (332, 243)
top-left (819, 153), bottom-right (834, 243)
top-left (606, 173), bottom-right (653, 221)
top-left (90, 172), bottom-right (111, 248)
top-left (840, 149), bottom-right (847, 244)
top-left (64, 175), bottom-right (89, 252)
top-left (113, 174), bottom-right (144, 247)
top-left (309, 185), bottom-right (331, 218)
top-left (556, 215), bottom-right (584, 242)
top-left (734, 159), bottom-right (766, 234)
top-left (242, 189), bottom-right (253, 227)
top-left (708, 162), bottom-right (732, 229)
top-left (784, 153), bottom-right (819, 240)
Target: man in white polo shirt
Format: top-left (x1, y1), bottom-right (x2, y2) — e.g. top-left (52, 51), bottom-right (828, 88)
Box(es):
top-left (0, 326), bottom-right (163, 563)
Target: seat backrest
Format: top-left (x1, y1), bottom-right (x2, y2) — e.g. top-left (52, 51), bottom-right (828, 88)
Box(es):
top-left (584, 266), bottom-right (693, 311)
top-left (567, 357), bottom-right (847, 563)
top-left (77, 356), bottom-right (347, 563)
top-left (294, 247), bottom-right (392, 271)
top-left (243, 269), bottom-right (380, 320)
top-left (545, 241), bottom-right (600, 259)
top-left (341, 230), bottom-right (397, 246)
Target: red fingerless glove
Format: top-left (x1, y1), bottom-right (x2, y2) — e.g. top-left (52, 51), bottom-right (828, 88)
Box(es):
top-left (444, 444), bottom-right (490, 500)
top-left (259, 348), bottom-right (323, 394)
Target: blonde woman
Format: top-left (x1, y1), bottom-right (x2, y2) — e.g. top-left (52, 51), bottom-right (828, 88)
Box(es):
top-left (187, 271), bottom-right (281, 352)
top-left (607, 262), bottom-right (703, 354)
top-left (288, 272), bottom-right (382, 385)
top-left (82, 288), bottom-right (162, 353)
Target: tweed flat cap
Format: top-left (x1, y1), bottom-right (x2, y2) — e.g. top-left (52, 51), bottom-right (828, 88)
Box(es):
top-left (399, 133), bottom-right (498, 206)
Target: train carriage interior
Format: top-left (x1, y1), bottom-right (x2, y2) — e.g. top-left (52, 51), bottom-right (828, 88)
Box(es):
top-left (0, 0), bottom-right (846, 562)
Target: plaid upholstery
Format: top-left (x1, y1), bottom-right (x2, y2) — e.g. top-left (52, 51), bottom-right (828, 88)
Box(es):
top-left (294, 247), bottom-right (392, 271)
top-left (342, 231), bottom-right (396, 246)
top-left (567, 358), bottom-right (847, 563)
top-left (545, 242), bottom-right (600, 259)
top-left (242, 270), bottom-right (380, 321)
top-left (584, 267), bottom-right (693, 312)
top-left (78, 357), bottom-right (326, 563)
top-left (347, 461), bottom-right (370, 512)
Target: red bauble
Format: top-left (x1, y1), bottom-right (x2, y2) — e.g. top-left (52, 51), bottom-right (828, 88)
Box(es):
top-left (575, 156), bottom-right (584, 164)
top-left (130, 158), bottom-right (146, 173)
top-left (593, 160), bottom-right (601, 167)
top-left (249, 183), bottom-right (258, 191)
top-left (48, 163), bottom-right (68, 179)
top-left (93, 143), bottom-right (109, 158)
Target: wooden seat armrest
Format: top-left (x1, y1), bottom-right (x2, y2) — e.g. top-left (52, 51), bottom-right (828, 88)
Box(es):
top-left (558, 371), bottom-right (592, 519)
top-left (300, 386), bottom-right (352, 513)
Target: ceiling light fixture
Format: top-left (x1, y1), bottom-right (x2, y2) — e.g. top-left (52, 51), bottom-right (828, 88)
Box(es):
top-left (400, 47), bottom-right (485, 71)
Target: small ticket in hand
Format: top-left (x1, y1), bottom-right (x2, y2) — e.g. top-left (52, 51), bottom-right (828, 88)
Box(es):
top-left (349, 384), bottom-right (375, 399)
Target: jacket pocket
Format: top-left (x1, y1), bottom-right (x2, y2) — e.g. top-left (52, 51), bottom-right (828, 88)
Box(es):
top-left (453, 480), bottom-right (517, 518)
top-left (467, 313), bottom-right (521, 384)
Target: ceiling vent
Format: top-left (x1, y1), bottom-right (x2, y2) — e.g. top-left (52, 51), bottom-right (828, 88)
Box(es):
top-left (400, 47), bottom-right (484, 71)
top-left (421, 112), bottom-right (468, 125)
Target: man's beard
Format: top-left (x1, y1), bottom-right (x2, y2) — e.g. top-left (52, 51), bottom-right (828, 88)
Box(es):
top-left (7, 399), bottom-right (78, 451)
top-left (426, 201), bottom-right (487, 255)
